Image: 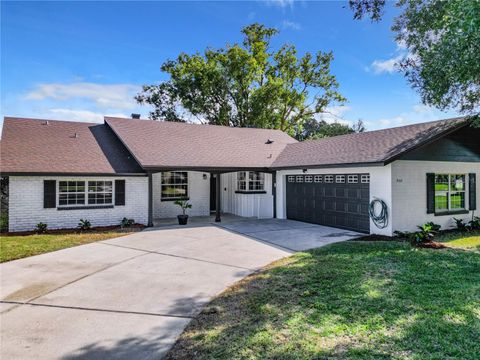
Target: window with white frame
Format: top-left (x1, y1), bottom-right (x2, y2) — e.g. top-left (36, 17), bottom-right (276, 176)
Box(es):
top-left (434, 174), bottom-right (466, 212)
top-left (361, 174), bottom-right (370, 183)
top-left (88, 181), bottom-right (113, 205)
top-left (324, 175), bottom-right (334, 183)
top-left (161, 172), bottom-right (188, 200)
top-left (59, 181), bottom-right (86, 206)
top-left (237, 171), bottom-right (265, 191)
top-left (348, 175), bottom-right (358, 183)
top-left (59, 180), bottom-right (113, 206)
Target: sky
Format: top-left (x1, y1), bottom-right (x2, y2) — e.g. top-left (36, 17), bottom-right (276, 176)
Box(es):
top-left (1, 0), bottom-right (458, 134)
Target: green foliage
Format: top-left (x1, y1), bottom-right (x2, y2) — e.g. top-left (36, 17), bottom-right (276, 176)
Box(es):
top-left (350, 0), bottom-right (480, 122)
top-left (78, 219), bottom-right (91, 231)
top-left (468, 216), bottom-right (480, 230)
top-left (36, 222), bottom-right (48, 234)
top-left (174, 199), bottom-right (192, 215)
top-left (120, 217), bottom-right (135, 228)
top-left (349, 0), bottom-right (386, 21)
top-left (294, 118), bottom-right (365, 141)
top-left (0, 213), bottom-right (8, 232)
top-left (136, 23), bottom-right (346, 136)
top-left (394, 221), bottom-right (441, 245)
top-left (453, 217), bottom-right (467, 231)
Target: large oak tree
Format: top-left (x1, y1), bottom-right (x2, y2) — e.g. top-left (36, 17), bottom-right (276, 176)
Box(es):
top-left (136, 24), bottom-right (346, 136)
top-left (350, 0), bottom-right (480, 124)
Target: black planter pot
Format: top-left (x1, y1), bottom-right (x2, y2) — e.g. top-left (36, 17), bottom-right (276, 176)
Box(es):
top-left (177, 214), bottom-right (189, 225)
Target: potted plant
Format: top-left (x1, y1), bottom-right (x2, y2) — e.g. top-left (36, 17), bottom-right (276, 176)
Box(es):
top-left (174, 199), bottom-right (192, 225)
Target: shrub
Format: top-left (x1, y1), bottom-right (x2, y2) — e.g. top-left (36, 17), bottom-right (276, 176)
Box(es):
top-left (453, 217), bottom-right (468, 231)
top-left (174, 199), bottom-right (192, 215)
top-left (0, 213), bottom-right (8, 232)
top-left (469, 216), bottom-right (480, 230)
top-left (120, 217), bottom-right (135, 228)
top-left (36, 222), bottom-right (48, 233)
top-left (394, 222), bottom-right (441, 246)
top-left (78, 219), bottom-right (91, 231)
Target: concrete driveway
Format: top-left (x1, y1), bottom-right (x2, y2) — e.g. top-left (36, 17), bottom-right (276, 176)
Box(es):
top-left (0, 219), bottom-right (361, 359)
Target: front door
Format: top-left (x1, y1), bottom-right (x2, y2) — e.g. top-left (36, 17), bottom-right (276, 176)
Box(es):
top-left (210, 175), bottom-right (216, 212)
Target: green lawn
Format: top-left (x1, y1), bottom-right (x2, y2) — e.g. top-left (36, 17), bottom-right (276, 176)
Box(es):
top-left (437, 230), bottom-right (480, 252)
top-left (0, 229), bottom-right (139, 263)
top-left (166, 239), bottom-right (480, 359)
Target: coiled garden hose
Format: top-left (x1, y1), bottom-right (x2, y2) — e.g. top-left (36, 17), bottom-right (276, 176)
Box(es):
top-left (369, 198), bottom-right (389, 229)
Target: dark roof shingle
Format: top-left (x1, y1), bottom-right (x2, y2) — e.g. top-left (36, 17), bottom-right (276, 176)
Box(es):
top-left (1, 117), bottom-right (144, 174)
top-left (105, 117), bottom-right (297, 169)
top-left (272, 117), bottom-right (468, 168)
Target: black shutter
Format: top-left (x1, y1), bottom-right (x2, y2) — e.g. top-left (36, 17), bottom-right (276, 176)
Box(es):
top-left (426, 173), bottom-right (435, 214)
top-left (44, 180), bottom-right (56, 208)
top-left (115, 180), bottom-right (125, 206)
top-left (469, 173), bottom-right (476, 210)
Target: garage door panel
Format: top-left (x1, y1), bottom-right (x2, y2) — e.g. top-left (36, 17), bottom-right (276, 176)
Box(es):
top-left (286, 174), bottom-right (370, 233)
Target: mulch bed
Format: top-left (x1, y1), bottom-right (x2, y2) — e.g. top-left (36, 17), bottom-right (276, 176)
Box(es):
top-left (415, 241), bottom-right (447, 249)
top-left (350, 234), bottom-right (448, 249)
top-left (0, 224), bottom-right (145, 237)
top-left (350, 234), bottom-right (400, 242)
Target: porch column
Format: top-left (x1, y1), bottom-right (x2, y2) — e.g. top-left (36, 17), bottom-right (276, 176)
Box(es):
top-left (272, 171), bottom-right (277, 218)
top-left (147, 172), bottom-right (153, 227)
top-left (215, 173), bottom-right (221, 222)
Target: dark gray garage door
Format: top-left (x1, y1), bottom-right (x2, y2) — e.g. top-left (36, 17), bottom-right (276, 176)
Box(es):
top-left (286, 173), bottom-right (370, 233)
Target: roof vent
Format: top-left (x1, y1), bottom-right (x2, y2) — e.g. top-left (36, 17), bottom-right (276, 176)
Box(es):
top-left (265, 139), bottom-right (274, 144)
top-left (70, 132), bottom-right (78, 139)
top-left (42, 120), bottom-right (49, 125)
top-left (131, 113), bottom-right (141, 119)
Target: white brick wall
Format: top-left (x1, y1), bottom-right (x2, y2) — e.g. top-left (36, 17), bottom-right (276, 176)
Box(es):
top-left (8, 176), bottom-right (148, 232)
top-left (152, 171), bottom-right (211, 218)
top-left (391, 160), bottom-right (480, 232)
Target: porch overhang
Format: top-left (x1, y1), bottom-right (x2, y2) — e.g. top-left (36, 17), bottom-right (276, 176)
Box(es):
top-left (145, 167), bottom-right (276, 227)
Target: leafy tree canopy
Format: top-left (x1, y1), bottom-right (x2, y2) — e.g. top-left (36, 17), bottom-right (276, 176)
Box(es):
top-left (136, 23), bottom-right (346, 136)
top-left (349, 0), bottom-right (480, 124)
top-left (294, 118), bottom-right (365, 141)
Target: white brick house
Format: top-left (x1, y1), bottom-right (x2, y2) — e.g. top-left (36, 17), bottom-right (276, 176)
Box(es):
top-left (1, 116), bottom-right (479, 235)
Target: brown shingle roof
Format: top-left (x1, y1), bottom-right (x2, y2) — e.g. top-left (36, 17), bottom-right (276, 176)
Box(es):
top-left (1, 115), bottom-right (468, 175)
top-left (272, 117), bottom-right (468, 168)
top-left (105, 117), bottom-right (297, 170)
top-left (1, 117), bottom-right (144, 174)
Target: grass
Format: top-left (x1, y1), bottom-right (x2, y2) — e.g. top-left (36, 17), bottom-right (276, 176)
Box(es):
top-left (166, 239), bottom-right (480, 360)
top-left (436, 229), bottom-right (480, 252)
top-left (0, 229), bottom-right (139, 263)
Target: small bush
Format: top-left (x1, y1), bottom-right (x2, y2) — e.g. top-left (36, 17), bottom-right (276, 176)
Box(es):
top-left (0, 213), bottom-right (8, 232)
top-left (395, 222), bottom-right (441, 246)
top-left (453, 217), bottom-right (468, 231)
top-left (36, 222), bottom-right (48, 233)
top-left (469, 216), bottom-right (480, 230)
top-left (120, 217), bottom-right (135, 228)
top-left (78, 219), bottom-right (92, 231)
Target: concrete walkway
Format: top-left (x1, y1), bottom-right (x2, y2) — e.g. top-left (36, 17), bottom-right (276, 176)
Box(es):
top-left (0, 219), bottom-right (361, 359)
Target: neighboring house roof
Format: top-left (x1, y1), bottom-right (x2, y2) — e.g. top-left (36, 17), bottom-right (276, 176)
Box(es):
top-left (0, 117), bottom-right (144, 175)
top-left (0, 115), bottom-right (469, 175)
top-left (105, 117), bottom-right (297, 170)
top-left (272, 117), bottom-right (468, 169)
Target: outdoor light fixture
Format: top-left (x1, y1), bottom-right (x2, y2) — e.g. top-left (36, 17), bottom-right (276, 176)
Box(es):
top-left (203, 174), bottom-right (208, 180)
